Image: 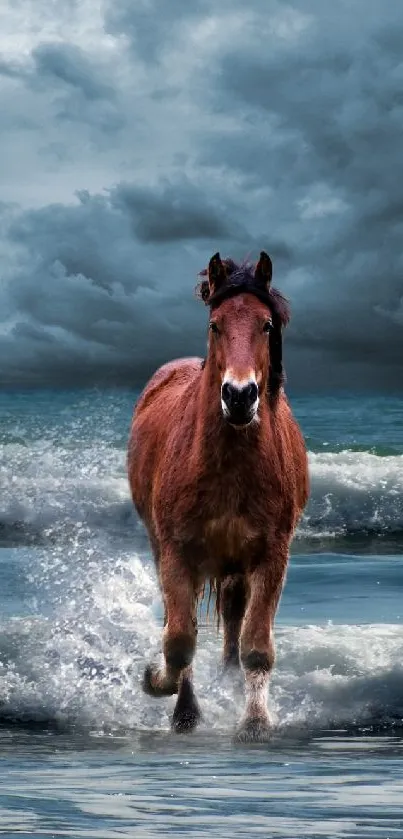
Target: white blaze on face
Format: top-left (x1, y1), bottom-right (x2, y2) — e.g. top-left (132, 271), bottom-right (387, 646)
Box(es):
top-left (221, 369), bottom-right (260, 421)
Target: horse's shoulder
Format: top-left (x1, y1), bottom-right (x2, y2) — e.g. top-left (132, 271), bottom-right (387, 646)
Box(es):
top-left (136, 357), bottom-right (203, 413)
top-left (152, 357), bottom-right (203, 383)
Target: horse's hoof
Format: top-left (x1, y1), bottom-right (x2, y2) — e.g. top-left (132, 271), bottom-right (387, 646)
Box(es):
top-left (142, 664), bottom-right (178, 697)
top-left (171, 705), bottom-right (201, 734)
top-left (171, 678), bottom-right (201, 733)
top-left (235, 716), bottom-right (271, 744)
top-left (171, 698), bottom-right (201, 734)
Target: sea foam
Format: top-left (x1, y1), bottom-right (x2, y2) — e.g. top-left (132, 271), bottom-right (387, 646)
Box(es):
top-left (0, 552), bottom-right (402, 736)
top-left (1, 441), bottom-right (403, 546)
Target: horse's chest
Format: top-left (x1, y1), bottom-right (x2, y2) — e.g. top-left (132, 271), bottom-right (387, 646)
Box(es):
top-left (191, 464), bottom-right (265, 560)
top-left (203, 513), bottom-right (260, 561)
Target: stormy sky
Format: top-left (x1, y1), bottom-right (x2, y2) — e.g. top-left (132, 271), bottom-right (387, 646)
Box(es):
top-left (1, 0), bottom-right (402, 391)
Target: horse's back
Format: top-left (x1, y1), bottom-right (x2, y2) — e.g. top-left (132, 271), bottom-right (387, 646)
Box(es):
top-left (128, 357), bottom-right (202, 518)
top-left (135, 357), bottom-right (203, 413)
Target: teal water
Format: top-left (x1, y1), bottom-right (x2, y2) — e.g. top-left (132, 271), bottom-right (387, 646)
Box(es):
top-left (0, 390), bottom-right (403, 837)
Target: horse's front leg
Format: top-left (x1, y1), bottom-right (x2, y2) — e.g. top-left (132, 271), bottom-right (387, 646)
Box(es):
top-left (237, 543), bottom-right (288, 742)
top-left (143, 545), bottom-right (201, 732)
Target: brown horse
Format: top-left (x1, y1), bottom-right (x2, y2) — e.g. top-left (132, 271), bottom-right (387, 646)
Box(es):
top-left (128, 251), bottom-right (309, 741)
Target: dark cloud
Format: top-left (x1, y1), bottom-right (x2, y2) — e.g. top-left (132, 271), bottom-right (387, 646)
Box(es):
top-left (32, 43), bottom-right (115, 102)
top-left (197, 0), bottom-right (403, 377)
top-left (1, 186), bottom-right (217, 386)
top-left (30, 43), bottom-right (125, 138)
top-left (0, 42), bottom-right (115, 104)
top-left (0, 0), bottom-right (402, 390)
top-left (113, 180), bottom-right (235, 242)
top-left (105, 0), bottom-right (209, 64)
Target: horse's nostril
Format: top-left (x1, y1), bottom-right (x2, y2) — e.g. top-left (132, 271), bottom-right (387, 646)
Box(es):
top-left (222, 382), bottom-right (232, 405)
top-left (247, 382), bottom-right (258, 403)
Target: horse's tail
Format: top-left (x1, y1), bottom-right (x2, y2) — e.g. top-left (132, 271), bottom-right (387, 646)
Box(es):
top-left (198, 578), bottom-right (221, 631)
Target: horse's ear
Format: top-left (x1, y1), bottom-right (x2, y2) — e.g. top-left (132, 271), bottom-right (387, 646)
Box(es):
top-left (208, 252), bottom-right (227, 296)
top-left (254, 251), bottom-right (272, 290)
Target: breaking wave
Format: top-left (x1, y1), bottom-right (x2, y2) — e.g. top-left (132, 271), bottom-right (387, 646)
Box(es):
top-left (301, 450), bottom-right (403, 549)
top-left (0, 552), bottom-right (402, 736)
top-left (1, 440), bottom-right (403, 550)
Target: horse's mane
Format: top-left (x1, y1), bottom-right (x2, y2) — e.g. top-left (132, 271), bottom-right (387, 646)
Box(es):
top-left (195, 258), bottom-right (291, 327)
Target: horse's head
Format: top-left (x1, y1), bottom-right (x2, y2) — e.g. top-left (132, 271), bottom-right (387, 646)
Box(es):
top-left (197, 252), bottom-right (290, 428)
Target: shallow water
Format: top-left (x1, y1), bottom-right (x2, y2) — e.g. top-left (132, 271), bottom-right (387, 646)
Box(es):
top-left (1, 390), bottom-right (403, 837)
top-left (2, 730), bottom-right (403, 839)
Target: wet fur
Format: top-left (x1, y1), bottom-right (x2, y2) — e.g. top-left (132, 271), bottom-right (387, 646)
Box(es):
top-left (129, 356), bottom-right (307, 593)
top-left (128, 256), bottom-right (309, 739)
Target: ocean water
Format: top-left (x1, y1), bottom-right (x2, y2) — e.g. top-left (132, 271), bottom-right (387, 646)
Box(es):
top-left (0, 388), bottom-right (403, 838)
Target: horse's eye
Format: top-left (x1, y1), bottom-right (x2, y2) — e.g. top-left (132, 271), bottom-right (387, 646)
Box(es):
top-left (263, 320), bottom-right (273, 333)
top-left (209, 322), bottom-right (220, 335)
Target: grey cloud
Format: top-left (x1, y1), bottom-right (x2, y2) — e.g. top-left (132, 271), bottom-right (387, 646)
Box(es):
top-left (193, 1), bottom-right (403, 374)
top-left (32, 43), bottom-right (115, 102)
top-left (113, 180), bottom-right (234, 242)
top-left (0, 39), bottom-right (124, 150)
top-left (8, 195), bottom-right (129, 295)
top-left (1, 186), bottom-right (217, 386)
top-left (0, 58), bottom-right (24, 79)
top-left (0, 42), bottom-right (115, 102)
top-left (1, 0), bottom-right (402, 391)
top-left (105, 0), bottom-right (209, 63)
top-left (30, 43), bottom-right (124, 137)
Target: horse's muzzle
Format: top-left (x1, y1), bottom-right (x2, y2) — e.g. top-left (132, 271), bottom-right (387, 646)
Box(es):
top-left (221, 380), bottom-right (259, 427)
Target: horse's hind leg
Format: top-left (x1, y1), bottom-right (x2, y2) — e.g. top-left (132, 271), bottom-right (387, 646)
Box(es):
top-left (221, 574), bottom-right (247, 670)
top-left (236, 545), bottom-right (288, 743)
top-left (143, 546), bottom-right (201, 732)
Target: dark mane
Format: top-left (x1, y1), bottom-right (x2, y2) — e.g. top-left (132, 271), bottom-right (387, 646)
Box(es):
top-left (195, 258), bottom-right (290, 327)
